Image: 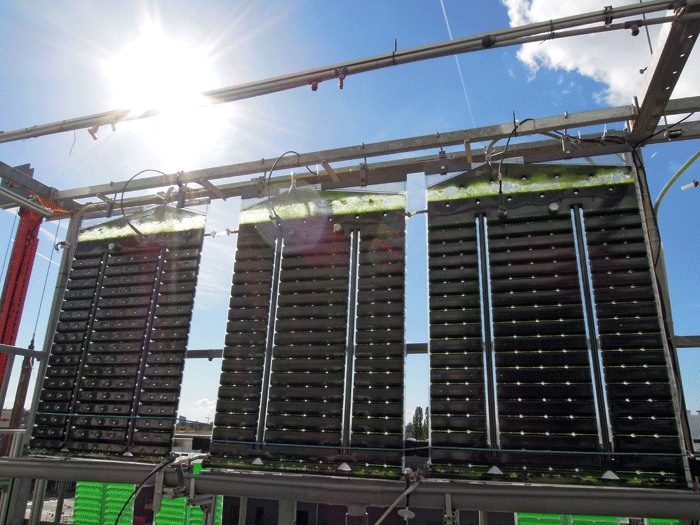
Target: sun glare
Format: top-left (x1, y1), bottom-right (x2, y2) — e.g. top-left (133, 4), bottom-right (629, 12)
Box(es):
top-left (104, 23), bottom-right (217, 111)
top-left (103, 23), bottom-right (237, 169)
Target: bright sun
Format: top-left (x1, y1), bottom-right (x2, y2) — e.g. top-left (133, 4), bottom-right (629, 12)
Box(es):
top-left (103, 23), bottom-right (234, 169)
top-left (104, 23), bottom-right (217, 111)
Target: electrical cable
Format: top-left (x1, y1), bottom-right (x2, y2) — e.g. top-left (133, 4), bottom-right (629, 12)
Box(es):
top-left (112, 453), bottom-right (210, 525)
top-left (113, 455), bottom-right (176, 525)
top-left (264, 151), bottom-right (317, 228)
top-left (496, 117), bottom-right (533, 217)
top-left (644, 112), bottom-right (695, 143)
top-left (31, 219), bottom-right (61, 340)
top-left (0, 212), bottom-right (18, 282)
top-left (119, 169), bottom-right (169, 238)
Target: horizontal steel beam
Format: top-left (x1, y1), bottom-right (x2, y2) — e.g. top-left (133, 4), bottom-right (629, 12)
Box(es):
top-left (0, 458), bottom-right (698, 519)
top-left (185, 349), bottom-right (223, 360)
top-left (59, 118), bottom-right (698, 219)
top-left (0, 344), bottom-right (46, 359)
top-left (52, 96), bottom-right (700, 206)
top-left (674, 335), bottom-right (700, 347)
top-left (54, 103), bottom-right (640, 201)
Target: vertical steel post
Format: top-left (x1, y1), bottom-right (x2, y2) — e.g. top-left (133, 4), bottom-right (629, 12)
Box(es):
top-left (477, 216), bottom-right (498, 450)
top-left (53, 480), bottom-right (66, 523)
top-left (238, 496), bottom-right (248, 525)
top-left (346, 504), bottom-right (368, 525)
top-left (0, 208), bottom-right (42, 400)
top-left (631, 149), bottom-right (695, 485)
top-left (278, 500), bottom-right (297, 525)
top-left (571, 205), bottom-right (613, 453)
top-left (0, 354), bottom-right (15, 414)
top-left (27, 478), bottom-right (47, 525)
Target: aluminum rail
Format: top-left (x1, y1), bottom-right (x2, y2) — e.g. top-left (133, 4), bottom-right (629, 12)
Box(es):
top-left (54, 103), bottom-right (640, 201)
top-left (0, 0), bottom-right (689, 146)
top-left (51, 109), bottom-right (700, 216)
top-left (0, 457), bottom-right (698, 519)
top-left (51, 95), bottom-right (700, 203)
top-left (0, 344), bottom-right (46, 359)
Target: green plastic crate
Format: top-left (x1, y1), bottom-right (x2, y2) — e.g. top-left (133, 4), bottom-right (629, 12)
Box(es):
top-left (74, 481), bottom-right (134, 525)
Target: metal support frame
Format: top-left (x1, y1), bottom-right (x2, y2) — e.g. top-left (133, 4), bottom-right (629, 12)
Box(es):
top-left (342, 229), bottom-right (360, 452)
top-left (0, 2), bottom-right (699, 522)
top-left (0, 0), bottom-right (692, 147)
top-left (21, 102), bottom-right (692, 218)
top-left (572, 205), bottom-right (614, 453)
top-left (444, 493), bottom-right (458, 525)
top-left (278, 500), bottom-right (297, 525)
top-left (1, 458), bottom-right (699, 519)
top-left (631, 150), bottom-right (696, 482)
top-left (630, 3), bottom-right (700, 143)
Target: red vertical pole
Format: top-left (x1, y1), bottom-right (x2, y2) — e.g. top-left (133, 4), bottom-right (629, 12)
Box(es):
top-left (0, 208), bottom-right (43, 386)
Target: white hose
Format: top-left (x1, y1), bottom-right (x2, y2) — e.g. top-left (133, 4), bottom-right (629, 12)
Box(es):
top-left (373, 481), bottom-right (420, 525)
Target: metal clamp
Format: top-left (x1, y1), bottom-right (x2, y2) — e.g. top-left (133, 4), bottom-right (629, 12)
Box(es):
top-left (603, 6), bottom-right (613, 25)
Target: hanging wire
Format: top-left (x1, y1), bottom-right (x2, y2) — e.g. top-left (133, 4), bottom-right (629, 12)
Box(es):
top-left (120, 169), bottom-right (169, 238)
top-left (31, 219), bottom-right (62, 343)
top-left (496, 116), bottom-right (533, 217)
top-left (264, 150), bottom-right (317, 228)
top-left (0, 212), bottom-right (18, 282)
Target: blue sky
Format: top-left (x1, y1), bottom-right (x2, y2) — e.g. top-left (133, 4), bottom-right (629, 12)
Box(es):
top-left (0, 0), bottom-right (698, 425)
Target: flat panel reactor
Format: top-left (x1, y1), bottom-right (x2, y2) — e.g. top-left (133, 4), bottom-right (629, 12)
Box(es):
top-left (31, 207), bottom-right (205, 457)
top-left (427, 165), bottom-right (689, 487)
top-left (211, 191), bottom-right (406, 475)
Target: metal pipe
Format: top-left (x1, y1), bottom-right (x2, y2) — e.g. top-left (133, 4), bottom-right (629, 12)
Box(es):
top-left (0, 457), bottom-right (699, 519)
top-left (0, 0), bottom-right (686, 146)
top-left (0, 353), bottom-right (15, 411)
top-left (27, 478), bottom-right (47, 525)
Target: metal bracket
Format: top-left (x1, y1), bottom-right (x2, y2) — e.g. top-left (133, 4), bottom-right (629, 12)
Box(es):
top-left (191, 495), bottom-right (218, 525)
top-left (444, 493), bottom-right (458, 525)
top-left (359, 163), bottom-right (368, 186)
top-left (561, 135), bottom-right (573, 157)
top-left (604, 6), bottom-right (614, 25)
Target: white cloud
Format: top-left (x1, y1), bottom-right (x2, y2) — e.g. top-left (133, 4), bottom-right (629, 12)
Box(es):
top-left (179, 398), bottom-right (217, 422)
top-left (501, 0), bottom-right (699, 106)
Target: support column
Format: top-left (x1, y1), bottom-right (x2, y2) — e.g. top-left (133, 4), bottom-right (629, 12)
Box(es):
top-left (53, 480), bottom-right (66, 523)
top-left (238, 496), bottom-right (248, 525)
top-left (279, 500), bottom-right (297, 525)
top-left (346, 504), bottom-right (368, 525)
top-left (27, 478), bottom-right (47, 525)
top-left (0, 207), bottom-right (42, 396)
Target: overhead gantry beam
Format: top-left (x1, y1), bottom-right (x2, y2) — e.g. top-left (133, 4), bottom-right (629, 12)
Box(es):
top-left (43, 97), bottom-right (700, 216)
top-left (0, 0), bottom-right (694, 146)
